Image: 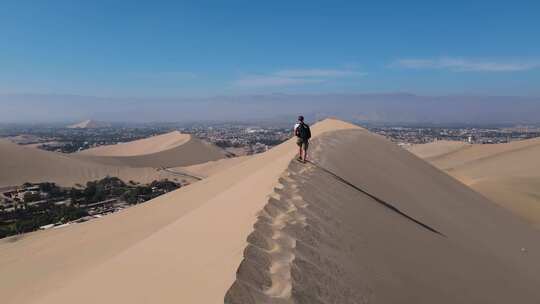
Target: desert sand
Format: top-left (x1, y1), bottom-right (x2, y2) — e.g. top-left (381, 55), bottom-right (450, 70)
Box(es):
top-left (74, 131), bottom-right (228, 168)
top-left (0, 139), bottom-right (181, 187)
top-left (177, 155), bottom-right (251, 178)
top-left (78, 131), bottom-right (190, 157)
top-left (0, 131), bottom-right (229, 187)
top-left (407, 139), bottom-right (469, 159)
top-left (410, 138), bottom-right (540, 226)
top-left (1, 119), bottom-right (540, 303)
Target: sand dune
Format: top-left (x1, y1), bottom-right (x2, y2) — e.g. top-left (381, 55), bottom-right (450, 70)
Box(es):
top-left (78, 131), bottom-right (190, 156)
top-left (427, 137), bottom-right (540, 171)
top-left (177, 155), bottom-right (251, 178)
top-left (227, 129), bottom-right (540, 303)
top-left (2, 119), bottom-right (540, 303)
top-left (407, 140), bottom-right (469, 160)
top-left (74, 131), bottom-right (228, 168)
top-left (0, 139), bottom-right (178, 187)
top-left (410, 138), bottom-right (540, 226)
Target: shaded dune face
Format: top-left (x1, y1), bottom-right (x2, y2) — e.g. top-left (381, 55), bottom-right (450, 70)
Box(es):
top-left (73, 132), bottom-right (229, 168)
top-left (74, 137), bottom-right (227, 168)
top-left (0, 139), bottom-right (177, 187)
top-left (226, 129), bottom-right (540, 304)
top-left (0, 131), bottom-right (227, 187)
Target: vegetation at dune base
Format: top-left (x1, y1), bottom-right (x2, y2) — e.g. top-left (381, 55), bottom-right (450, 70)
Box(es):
top-left (0, 204), bottom-right (88, 238)
top-left (0, 177), bottom-right (181, 239)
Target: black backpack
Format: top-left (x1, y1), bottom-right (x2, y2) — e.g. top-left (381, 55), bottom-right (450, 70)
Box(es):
top-left (296, 122), bottom-right (311, 140)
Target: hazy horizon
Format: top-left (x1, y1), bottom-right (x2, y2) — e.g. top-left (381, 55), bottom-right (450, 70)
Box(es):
top-left (1, 92), bottom-right (539, 125)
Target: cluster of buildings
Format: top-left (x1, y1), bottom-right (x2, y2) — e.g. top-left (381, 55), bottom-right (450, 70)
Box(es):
top-left (0, 183), bottom-right (115, 215)
top-left (1, 185), bottom-right (51, 209)
top-left (368, 126), bottom-right (540, 146)
top-left (181, 124), bottom-right (291, 155)
top-left (4, 123), bottom-right (293, 156)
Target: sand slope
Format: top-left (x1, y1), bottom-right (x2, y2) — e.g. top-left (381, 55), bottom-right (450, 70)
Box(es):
top-left (226, 129), bottom-right (540, 303)
top-left (410, 138), bottom-right (540, 226)
top-left (177, 156), bottom-right (252, 178)
top-left (0, 139), bottom-right (178, 187)
top-left (78, 131), bottom-right (190, 156)
top-left (407, 140), bottom-right (469, 160)
top-left (75, 131), bottom-right (228, 168)
top-left (427, 137), bottom-right (540, 171)
top-left (2, 120), bottom-right (540, 303)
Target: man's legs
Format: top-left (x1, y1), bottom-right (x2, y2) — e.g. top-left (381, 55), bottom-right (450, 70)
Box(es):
top-left (296, 139), bottom-right (308, 162)
top-left (297, 139), bottom-right (303, 160)
top-left (303, 140), bottom-right (309, 161)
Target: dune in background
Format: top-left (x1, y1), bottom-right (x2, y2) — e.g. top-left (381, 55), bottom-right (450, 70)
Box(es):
top-left (410, 138), bottom-right (540, 227)
top-left (2, 119), bottom-right (540, 303)
top-left (0, 131), bottom-right (227, 188)
top-left (74, 131), bottom-right (228, 168)
top-left (0, 139), bottom-right (182, 188)
top-left (78, 131), bottom-right (190, 157)
top-left (407, 140), bottom-right (469, 160)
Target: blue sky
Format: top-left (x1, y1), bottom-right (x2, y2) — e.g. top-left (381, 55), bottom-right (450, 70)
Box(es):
top-left (1, 0), bottom-right (539, 97)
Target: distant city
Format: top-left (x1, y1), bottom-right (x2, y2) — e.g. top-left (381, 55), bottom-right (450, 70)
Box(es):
top-left (0, 121), bottom-right (292, 156)
top-left (367, 125), bottom-right (540, 147)
top-left (2, 120), bottom-right (540, 155)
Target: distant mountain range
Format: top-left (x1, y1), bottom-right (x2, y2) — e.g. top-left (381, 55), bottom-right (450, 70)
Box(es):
top-left (1, 93), bottom-right (539, 125)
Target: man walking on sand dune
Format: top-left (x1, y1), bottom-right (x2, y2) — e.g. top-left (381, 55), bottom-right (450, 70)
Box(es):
top-left (294, 115), bottom-right (311, 163)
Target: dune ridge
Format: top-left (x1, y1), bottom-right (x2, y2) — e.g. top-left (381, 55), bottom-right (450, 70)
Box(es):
top-left (78, 131), bottom-right (190, 157)
top-left (74, 131), bottom-right (228, 168)
top-left (226, 129), bottom-right (540, 303)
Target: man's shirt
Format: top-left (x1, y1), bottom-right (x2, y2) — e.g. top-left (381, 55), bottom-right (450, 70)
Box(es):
top-left (294, 122), bottom-right (300, 133)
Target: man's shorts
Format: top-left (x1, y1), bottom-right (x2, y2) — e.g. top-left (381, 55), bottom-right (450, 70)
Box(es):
top-left (296, 138), bottom-right (309, 150)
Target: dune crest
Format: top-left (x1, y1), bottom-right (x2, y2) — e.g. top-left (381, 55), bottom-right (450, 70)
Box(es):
top-left (226, 129), bottom-right (540, 303)
top-left (74, 131), bottom-right (228, 168)
top-left (78, 131), bottom-right (190, 157)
